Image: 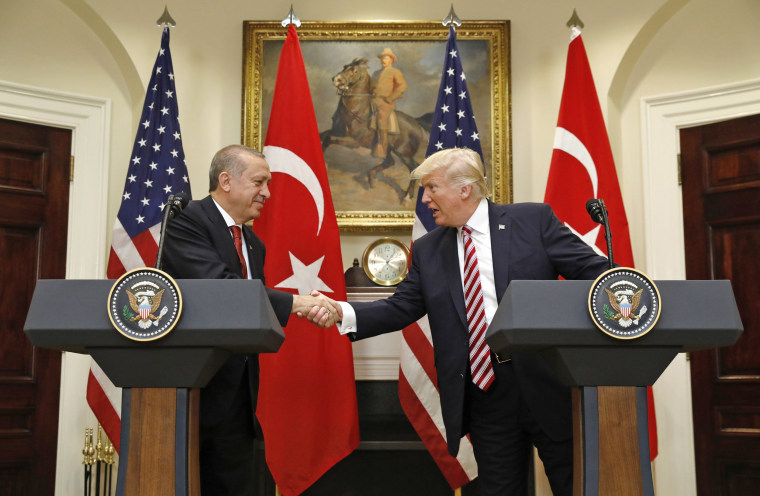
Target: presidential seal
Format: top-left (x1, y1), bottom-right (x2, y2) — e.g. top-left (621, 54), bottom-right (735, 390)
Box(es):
top-left (108, 267), bottom-right (182, 342)
top-left (588, 268), bottom-right (661, 340)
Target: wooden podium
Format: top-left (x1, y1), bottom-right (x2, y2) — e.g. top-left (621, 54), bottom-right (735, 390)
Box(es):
top-left (486, 279), bottom-right (743, 496)
top-left (24, 279), bottom-right (284, 496)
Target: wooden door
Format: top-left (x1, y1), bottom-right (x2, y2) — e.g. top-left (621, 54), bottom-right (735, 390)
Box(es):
top-left (0, 118), bottom-right (71, 495)
top-left (680, 113), bottom-right (760, 496)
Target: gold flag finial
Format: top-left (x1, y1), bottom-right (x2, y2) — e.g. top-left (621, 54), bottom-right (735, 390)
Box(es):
top-left (156, 6), bottom-right (176, 28)
top-left (566, 9), bottom-right (584, 29)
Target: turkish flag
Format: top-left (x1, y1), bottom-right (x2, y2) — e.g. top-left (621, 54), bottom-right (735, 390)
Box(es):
top-left (544, 28), bottom-right (657, 460)
top-left (254, 25), bottom-right (359, 494)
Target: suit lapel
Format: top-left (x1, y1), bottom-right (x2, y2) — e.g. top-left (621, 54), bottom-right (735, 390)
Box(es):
top-left (199, 196), bottom-right (244, 276)
top-left (489, 202), bottom-right (511, 302)
top-left (241, 225), bottom-right (264, 281)
top-left (443, 226), bottom-right (469, 330)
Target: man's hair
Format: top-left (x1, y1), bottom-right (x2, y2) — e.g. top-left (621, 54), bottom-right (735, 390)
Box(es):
top-left (208, 145), bottom-right (265, 192)
top-left (410, 147), bottom-right (490, 199)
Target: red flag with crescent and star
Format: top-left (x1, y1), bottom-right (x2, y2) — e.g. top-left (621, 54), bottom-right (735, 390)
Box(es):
top-left (253, 24), bottom-right (360, 495)
top-left (544, 26), bottom-right (657, 460)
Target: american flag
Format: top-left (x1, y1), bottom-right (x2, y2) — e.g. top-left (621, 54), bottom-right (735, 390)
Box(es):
top-left (92, 27), bottom-right (191, 451)
top-left (398, 25), bottom-right (480, 489)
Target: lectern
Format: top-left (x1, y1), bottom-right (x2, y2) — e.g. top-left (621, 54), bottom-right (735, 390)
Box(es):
top-left (486, 279), bottom-right (743, 496)
top-left (24, 279), bottom-right (285, 496)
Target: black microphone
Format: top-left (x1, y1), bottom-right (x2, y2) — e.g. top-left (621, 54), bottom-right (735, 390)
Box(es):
top-left (167, 191), bottom-right (189, 219)
top-left (586, 198), bottom-right (614, 269)
top-left (155, 192), bottom-right (190, 270)
top-left (586, 199), bottom-right (605, 224)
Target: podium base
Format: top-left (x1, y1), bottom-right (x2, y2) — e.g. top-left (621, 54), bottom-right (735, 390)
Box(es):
top-left (572, 386), bottom-right (654, 496)
top-left (115, 388), bottom-right (200, 496)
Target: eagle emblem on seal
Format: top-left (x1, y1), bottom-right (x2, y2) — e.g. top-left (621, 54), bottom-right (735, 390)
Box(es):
top-left (126, 287), bottom-right (168, 329)
top-left (604, 281), bottom-right (648, 328)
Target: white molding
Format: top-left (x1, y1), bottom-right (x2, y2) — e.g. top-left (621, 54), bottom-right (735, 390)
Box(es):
top-left (640, 78), bottom-right (760, 496)
top-left (0, 80), bottom-right (111, 279)
top-left (0, 80), bottom-right (111, 495)
top-left (347, 289), bottom-right (402, 380)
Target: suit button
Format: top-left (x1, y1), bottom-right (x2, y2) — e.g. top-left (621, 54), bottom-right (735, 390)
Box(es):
top-left (460, 373), bottom-right (465, 380)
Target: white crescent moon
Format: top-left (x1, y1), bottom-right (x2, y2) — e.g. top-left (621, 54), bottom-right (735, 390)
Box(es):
top-left (263, 145), bottom-right (325, 235)
top-left (552, 127), bottom-right (598, 197)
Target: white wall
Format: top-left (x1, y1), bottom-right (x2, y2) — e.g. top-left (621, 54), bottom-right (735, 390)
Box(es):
top-left (3, 0), bottom-right (760, 493)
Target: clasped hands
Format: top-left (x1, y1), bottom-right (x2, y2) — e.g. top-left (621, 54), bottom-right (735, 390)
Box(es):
top-left (292, 291), bottom-right (342, 329)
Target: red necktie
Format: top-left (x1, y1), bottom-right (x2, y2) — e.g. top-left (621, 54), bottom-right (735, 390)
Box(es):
top-left (229, 225), bottom-right (248, 279)
top-left (462, 225), bottom-right (495, 390)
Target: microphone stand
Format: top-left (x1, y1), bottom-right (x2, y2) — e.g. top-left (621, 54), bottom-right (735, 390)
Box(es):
top-left (155, 194), bottom-right (175, 271)
top-left (599, 199), bottom-right (614, 269)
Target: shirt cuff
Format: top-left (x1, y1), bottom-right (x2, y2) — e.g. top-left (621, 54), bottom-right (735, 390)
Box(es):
top-left (337, 302), bottom-right (357, 335)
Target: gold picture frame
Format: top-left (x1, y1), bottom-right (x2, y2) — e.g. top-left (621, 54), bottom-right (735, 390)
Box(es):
top-left (242, 21), bottom-right (512, 231)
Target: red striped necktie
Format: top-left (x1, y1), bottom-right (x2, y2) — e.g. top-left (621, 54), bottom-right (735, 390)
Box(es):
top-left (462, 225), bottom-right (495, 390)
top-left (229, 225), bottom-right (248, 279)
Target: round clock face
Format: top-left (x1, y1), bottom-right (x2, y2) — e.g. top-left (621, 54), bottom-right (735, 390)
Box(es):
top-left (362, 238), bottom-right (410, 286)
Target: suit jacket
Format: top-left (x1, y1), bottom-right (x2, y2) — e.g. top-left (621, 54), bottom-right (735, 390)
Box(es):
top-left (162, 195), bottom-right (292, 426)
top-left (351, 201), bottom-right (610, 456)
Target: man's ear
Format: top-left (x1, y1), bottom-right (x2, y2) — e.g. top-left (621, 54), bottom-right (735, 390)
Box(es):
top-left (461, 183), bottom-right (473, 200)
top-left (218, 172), bottom-right (231, 192)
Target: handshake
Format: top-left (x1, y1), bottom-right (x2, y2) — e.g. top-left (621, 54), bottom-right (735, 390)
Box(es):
top-left (292, 290), bottom-right (343, 329)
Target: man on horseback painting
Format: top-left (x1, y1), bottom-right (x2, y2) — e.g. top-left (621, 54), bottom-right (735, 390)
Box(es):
top-left (371, 48), bottom-right (408, 159)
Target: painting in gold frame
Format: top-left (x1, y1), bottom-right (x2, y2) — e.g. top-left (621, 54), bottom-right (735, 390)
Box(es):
top-left (242, 21), bottom-right (511, 231)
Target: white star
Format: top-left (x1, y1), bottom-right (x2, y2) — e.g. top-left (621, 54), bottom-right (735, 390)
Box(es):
top-left (152, 144), bottom-right (161, 152)
top-left (166, 166), bottom-right (175, 175)
top-left (449, 49), bottom-right (458, 58)
top-left (444, 86), bottom-right (452, 95)
top-left (152, 84), bottom-right (158, 92)
top-left (149, 162), bottom-right (158, 170)
top-left (156, 66), bottom-right (162, 74)
top-left (142, 120), bottom-right (150, 129)
top-left (459, 90), bottom-right (467, 100)
top-left (173, 131), bottom-right (181, 140)
top-left (159, 48), bottom-right (165, 56)
top-left (169, 73), bottom-right (174, 80)
top-left (148, 102), bottom-right (154, 110)
top-left (122, 192), bottom-right (131, 200)
top-left (274, 253), bottom-right (333, 295)
top-left (141, 198), bottom-right (150, 206)
top-left (144, 179), bottom-right (153, 188)
top-left (136, 215), bottom-right (145, 224)
top-left (457, 110), bottom-right (466, 119)
top-left (161, 107), bottom-right (169, 116)
top-left (435, 141), bottom-right (444, 150)
top-left (138, 139), bottom-right (147, 147)
top-left (165, 90), bottom-right (174, 99)
top-left (440, 104), bottom-right (449, 113)
top-left (447, 68), bottom-right (455, 77)
top-left (159, 202), bottom-right (166, 210)
top-left (132, 156), bottom-right (141, 165)
top-left (128, 174), bottom-right (137, 183)
top-left (460, 72), bottom-right (466, 81)
top-left (171, 149), bottom-right (179, 158)
top-left (438, 123), bottom-right (447, 132)
top-left (471, 132), bottom-right (479, 141)
top-left (157, 126), bottom-right (166, 134)
top-left (164, 185), bottom-right (172, 194)
top-left (455, 128), bottom-right (463, 136)
top-left (183, 175), bottom-right (189, 183)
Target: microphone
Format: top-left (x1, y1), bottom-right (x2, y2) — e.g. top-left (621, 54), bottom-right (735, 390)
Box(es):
top-left (586, 198), bottom-right (614, 269)
top-left (586, 199), bottom-right (605, 224)
top-left (167, 192), bottom-right (189, 219)
top-left (155, 192), bottom-right (190, 270)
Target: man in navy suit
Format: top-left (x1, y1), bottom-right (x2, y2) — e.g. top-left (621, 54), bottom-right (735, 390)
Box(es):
top-left (312, 147), bottom-right (610, 495)
top-left (163, 144), bottom-right (336, 496)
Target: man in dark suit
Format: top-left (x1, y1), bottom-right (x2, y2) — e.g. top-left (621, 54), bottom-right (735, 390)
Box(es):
top-left (162, 144), bottom-right (336, 496)
top-left (311, 147), bottom-right (610, 495)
